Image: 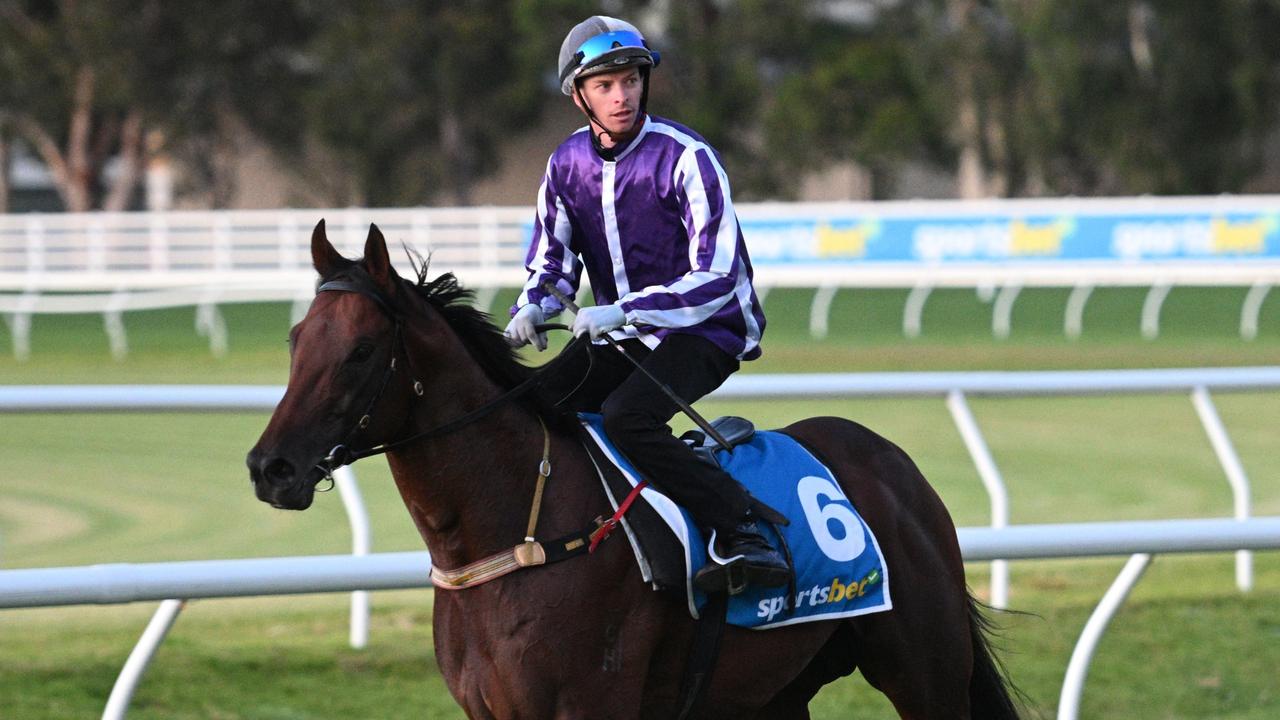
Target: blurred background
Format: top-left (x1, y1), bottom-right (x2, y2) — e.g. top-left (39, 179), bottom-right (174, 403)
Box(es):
top-left (5, 0), bottom-right (1280, 213)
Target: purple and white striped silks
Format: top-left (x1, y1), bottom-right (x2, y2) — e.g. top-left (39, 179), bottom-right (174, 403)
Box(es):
top-left (514, 115), bottom-right (766, 361)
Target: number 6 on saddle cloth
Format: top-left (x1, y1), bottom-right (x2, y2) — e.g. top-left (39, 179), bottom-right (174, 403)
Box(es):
top-left (578, 411), bottom-right (893, 630)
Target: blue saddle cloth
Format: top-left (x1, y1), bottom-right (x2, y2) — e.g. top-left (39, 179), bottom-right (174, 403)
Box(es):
top-left (579, 413), bottom-right (892, 629)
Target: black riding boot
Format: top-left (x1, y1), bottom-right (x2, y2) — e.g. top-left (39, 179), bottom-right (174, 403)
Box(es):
top-left (694, 511), bottom-right (791, 594)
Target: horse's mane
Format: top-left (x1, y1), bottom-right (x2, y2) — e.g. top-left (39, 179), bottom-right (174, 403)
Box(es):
top-left (407, 271), bottom-right (535, 390)
top-left (401, 262), bottom-right (573, 429)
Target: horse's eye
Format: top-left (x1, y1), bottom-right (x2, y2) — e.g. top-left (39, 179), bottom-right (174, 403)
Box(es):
top-left (348, 344), bottom-right (375, 363)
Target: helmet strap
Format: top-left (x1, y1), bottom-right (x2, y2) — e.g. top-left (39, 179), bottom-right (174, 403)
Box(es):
top-left (638, 65), bottom-right (651, 116)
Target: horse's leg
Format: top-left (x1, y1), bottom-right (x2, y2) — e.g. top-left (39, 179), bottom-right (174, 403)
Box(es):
top-left (846, 596), bottom-right (973, 719)
top-left (752, 623), bottom-right (862, 720)
top-left (433, 542), bottom-right (665, 719)
top-left (754, 690), bottom-right (813, 720)
top-left (785, 418), bottom-right (979, 719)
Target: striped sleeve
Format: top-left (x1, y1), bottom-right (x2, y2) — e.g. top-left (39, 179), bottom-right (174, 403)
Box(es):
top-left (513, 156), bottom-right (581, 317)
top-left (617, 144), bottom-right (740, 328)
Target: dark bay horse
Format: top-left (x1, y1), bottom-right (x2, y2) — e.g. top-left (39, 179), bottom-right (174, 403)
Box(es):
top-left (247, 221), bottom-right (1020, 720)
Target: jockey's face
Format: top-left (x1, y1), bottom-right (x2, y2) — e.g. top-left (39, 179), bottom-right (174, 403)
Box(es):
top-left (574, 67), bottom-right (644, 145)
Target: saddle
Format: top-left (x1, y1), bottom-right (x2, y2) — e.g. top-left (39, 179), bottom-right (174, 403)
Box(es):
top-left (578, 413), bottom-right (892, 628)
top-left (680, 416), bottom-right (758, 469)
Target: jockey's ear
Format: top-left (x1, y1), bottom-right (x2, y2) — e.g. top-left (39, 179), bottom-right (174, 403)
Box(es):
top-left (363, 223), bottom-right (396, 289)
top-left (310, 219), bottom-right (349, 277)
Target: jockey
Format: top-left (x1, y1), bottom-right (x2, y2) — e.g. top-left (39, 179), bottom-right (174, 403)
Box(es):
top-left (504, 16), bottom-right (788, 592)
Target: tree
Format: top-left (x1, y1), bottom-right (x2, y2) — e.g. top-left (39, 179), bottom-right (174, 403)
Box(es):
top-left (142, 2), bottom-right (314, 208)
top-left (0, 112), bottom-right (10, 213)
top-left (722, 1), bottom-right (949, 199)
top-left (0, 1), bottom-right (152, 211)
top-left (0, 1), bottom-right (317, 211)
top-left (5, 0), bottom-right (1278, 211)
top-left (1017, 0), bottom-right (1280, 195)
top-left (288, 0), bottom-right (593, 206)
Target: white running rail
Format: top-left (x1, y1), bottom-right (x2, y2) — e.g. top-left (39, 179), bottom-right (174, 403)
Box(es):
top-left (2, 518), bottom-right (1279, 719)
top-left (1, 368), bottom-right (1275, 717)
top-left (2, 365), bottom-right (1275, 609)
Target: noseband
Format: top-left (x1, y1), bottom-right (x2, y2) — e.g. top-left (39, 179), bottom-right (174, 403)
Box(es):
top-left (312, 278), bottom-right (571, 486)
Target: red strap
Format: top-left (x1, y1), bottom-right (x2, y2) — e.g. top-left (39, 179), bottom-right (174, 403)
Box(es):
top-left (589, 480), bottom-right (648, 553)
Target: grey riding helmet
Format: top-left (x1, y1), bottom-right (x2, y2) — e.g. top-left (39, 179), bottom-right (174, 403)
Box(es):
top-left (557, 16), bottom-right (660, 96)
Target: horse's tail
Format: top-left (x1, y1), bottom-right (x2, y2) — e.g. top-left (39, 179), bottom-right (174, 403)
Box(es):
top-left (967, 590), bottom-right (1023, 719)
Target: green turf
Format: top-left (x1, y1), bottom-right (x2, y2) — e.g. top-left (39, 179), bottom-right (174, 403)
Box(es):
top-left (1, 285), bottom-right (1279, 718)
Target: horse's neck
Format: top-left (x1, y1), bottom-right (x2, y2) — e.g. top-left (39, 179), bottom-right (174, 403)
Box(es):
top-left (384, 340), bottom-right (550, 570)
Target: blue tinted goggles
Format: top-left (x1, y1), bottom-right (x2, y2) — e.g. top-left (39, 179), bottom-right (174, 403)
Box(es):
top-left (562, 30), bottom-right (660, 82)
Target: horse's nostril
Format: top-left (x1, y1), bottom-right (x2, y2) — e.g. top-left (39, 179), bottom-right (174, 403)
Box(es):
top-left (264, 458), bottom-right (295, 483)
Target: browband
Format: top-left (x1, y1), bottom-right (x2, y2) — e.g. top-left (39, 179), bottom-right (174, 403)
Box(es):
top-left (317, 279), bottom-right (397, 318)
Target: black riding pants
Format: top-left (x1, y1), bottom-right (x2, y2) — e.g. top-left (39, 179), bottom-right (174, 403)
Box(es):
top-left (544, 333), bottom-right (752, 534)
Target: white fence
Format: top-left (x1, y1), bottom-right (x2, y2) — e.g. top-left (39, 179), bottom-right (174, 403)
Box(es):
top-left (3, 518), bottom-right (1279, 720)
top-left (4, 196), bottom-right (1280, 359)
top-left (2, 367), bottom-right (1276, 718)
top-left (4, 365), bottom-right (1274, 608)
top-left (3, 366), bottom-right (1274, 609)
top-left (7, 517), bottom-right (1278, 608)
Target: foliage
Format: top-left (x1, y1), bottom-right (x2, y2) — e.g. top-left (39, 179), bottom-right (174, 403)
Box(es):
top-left (3, 1), bottom-right (1280, 206)
top-left (762, 20), bottom-right (945, 198)
top-left (0, 1), bottom-right (311, 209)
top-left (895, 0), bottom-right (1280, 197)
top-left (1014, 0), bottom-right (1280, 195)
top-left (290, 0), bottom-right (594, 206)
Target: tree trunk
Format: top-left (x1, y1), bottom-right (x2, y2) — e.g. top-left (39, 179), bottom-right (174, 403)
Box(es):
top-left (14, 113), bottom-right (75, 210)
top-left (210, 100), bottom-right (242, 209)
top-left (984, 110), bottom-right (1010, 197)
top-left (439, 108), bottom-right (472, 206)
top-left (1128, 2), bottom-right (1155, 81)
top-left (955, 105), bottom-right (986, 199)
top-left (948, 0), bottom-right (988, 199)
top-left (0, 113), bottom-right (10, 214)
top-left (103, 109), bottom-right (144, 212)
top-left (64, 66), bottom-right (96, 212)
top-left (15, 65), bottom-right (96, 212)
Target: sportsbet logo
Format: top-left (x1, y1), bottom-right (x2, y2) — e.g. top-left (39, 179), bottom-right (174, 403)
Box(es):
top-left (756, 569), bottom-right (882, 622)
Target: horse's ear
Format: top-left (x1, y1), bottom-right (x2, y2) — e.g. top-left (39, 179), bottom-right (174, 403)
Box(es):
top-left (363, 223), bottom-right (396, 288)
top-left (311, 219), bottom-right (347, 277)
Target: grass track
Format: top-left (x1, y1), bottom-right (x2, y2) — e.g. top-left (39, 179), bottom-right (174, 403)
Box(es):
top-left (1, 285), bottom-right (1279, 718)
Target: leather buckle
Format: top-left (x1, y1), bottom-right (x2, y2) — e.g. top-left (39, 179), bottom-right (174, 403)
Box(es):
top-left (514, 541), bottom-right (547, 567)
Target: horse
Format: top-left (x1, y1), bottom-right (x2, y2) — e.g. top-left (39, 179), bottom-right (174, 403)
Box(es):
top-left (246, 221), bottom-right (1021, 720)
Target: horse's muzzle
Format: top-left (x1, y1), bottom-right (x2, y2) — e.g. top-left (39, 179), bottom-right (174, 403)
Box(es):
top-left (246, 447), bottom-right (318, 510)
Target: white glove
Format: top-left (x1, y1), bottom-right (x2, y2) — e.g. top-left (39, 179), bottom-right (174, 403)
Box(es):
top-left (504, 304), bottom-right (547, 350)
top-left (572, 304), bottom-right (626, 340)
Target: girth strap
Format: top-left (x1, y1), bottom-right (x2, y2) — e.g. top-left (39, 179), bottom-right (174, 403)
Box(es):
top-left (675, 591), bottom-right (729, 720)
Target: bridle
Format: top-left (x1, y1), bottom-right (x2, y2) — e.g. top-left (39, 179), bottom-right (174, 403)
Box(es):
top-left (311, 277), bottom-right (577, 487)
top-left (309, 275), bottom-right (632, 592)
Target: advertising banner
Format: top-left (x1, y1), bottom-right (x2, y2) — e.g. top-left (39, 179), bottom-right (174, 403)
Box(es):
top-left (741, 210), bottom-right (1280, 266)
